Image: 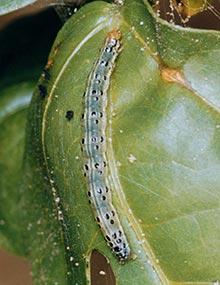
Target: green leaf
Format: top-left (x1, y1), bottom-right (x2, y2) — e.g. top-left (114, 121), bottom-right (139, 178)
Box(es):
top-left (0, 82), bottom-right (33, 253)
top-left (1, 0), bottom-right (220, 284)
top-left (0, 82), bottom-right (68, 283)
top-left (0, 0), bottom-right (38, 15)
top-left (25, 0), bottom-right (220, 284)
top-left (0, 5), bottom-right (61, 255)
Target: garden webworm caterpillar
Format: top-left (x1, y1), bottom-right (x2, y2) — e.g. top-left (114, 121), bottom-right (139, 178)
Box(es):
top-left (81, 30), bottom-right (130, 261)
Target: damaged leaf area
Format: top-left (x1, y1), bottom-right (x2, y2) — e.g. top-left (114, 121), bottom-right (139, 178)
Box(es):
top-left (0, 0), bottom-right (220, 284)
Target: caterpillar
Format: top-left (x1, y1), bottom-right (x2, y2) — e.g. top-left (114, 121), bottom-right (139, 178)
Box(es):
top-left (81, 30), bottom-right (130, 261)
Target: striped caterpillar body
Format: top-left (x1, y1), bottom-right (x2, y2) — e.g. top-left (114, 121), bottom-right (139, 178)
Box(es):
top-left (81, 30), bottom-right (130, 261)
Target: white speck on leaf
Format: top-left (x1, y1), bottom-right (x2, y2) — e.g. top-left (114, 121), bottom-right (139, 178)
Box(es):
top-left (128, 154), bottom-right (137, 163)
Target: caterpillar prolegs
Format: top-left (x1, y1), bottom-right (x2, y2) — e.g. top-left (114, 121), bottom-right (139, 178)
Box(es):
top-left (81, 30), bottom-right (130, 261)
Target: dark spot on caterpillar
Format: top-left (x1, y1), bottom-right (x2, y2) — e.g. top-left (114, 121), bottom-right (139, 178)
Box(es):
top-left (106, 186), bottom-right (109, 193)
top-left (91, 111), bottom-right (97, 117)
top-left (102, 196), bottom-right (106, 201)
top-left (94, 97), bottom-right (99, 101)
top-left (106, 213), bottom-right (110, 220)
top-left (94, 163), bottom-right (99, 169)
top-left (92, 90), bottom-right (97, 95)
top-left (103, 161), bottom-right (106, 167)
top-left (95, 74), bottom-right (101, 79)
top-left (95, 120), bottom-right (99, 124)
top-left (100, 90), bottom-right (103, 96)
top-left (38, 84), bottom-right (47, 98)
top-left (112, 233), bottom-right (117, 239)
top-left (114, 246), bottom-right (120, 252)
top-left (65, 110), bottom-right (74, 121)
top-left (105, 46), bottom-right (113, 53)
top-left (96, 217), bottom-right (100, 223)
top-left (99, 112), bottom-right (103, 117)
top-left (91, 137), bottom-right (97, 143)
top-left (103, 75), bottom-right (107, 81)
top-left (82, 138), bottom-right (85, 144)
top-left (106, 235), bottom-right (111, 241)
top-left (81, 113), bottom-right (84, 119)
top-left (84, 164), bottom-right (89, 171)
top-left (97, 188), bottom-right (102, 194)
top-left (100, 136), bottom-right (104, 143)
top-left (117, 239), bottom-right (122, 244)
top-left (112, 211), bottom-right (115, 216)
top-left (101, 60), bottom-right (109, 67)
top-left (110, 219), bottom-right (114, 225)
top-left (88, 191), bottom-right (91, 197)
top-left (98, 170), bottom-right (103, 175)
top-left (109, 242), bottom-right (114, 247)
top-left (84, 173), bottom-right (87, 177)
top-left (95, 145), bottom-right (99, 150)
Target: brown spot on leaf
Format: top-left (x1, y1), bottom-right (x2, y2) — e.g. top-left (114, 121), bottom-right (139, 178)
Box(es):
top-left (45, 58), bottom-right (54, 70)
top-left (90, 250), bottom-right (115, 285)
top-left (160, 67), bottom-right (186, 86)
